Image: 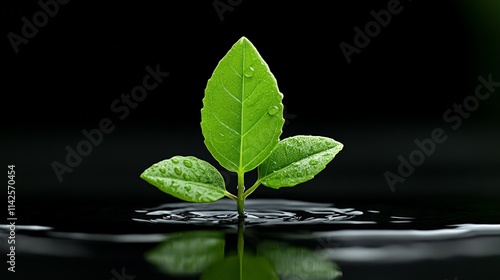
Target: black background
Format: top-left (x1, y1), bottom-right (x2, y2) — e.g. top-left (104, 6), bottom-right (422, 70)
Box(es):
top-left (2, 0), bottom-right (500, 207)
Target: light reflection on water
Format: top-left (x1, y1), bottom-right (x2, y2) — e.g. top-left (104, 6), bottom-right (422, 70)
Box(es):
top-left (282, 224), bottom-right (500, 263)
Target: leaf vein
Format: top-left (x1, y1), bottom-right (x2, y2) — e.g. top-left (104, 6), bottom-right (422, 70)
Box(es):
top-left (213, 113), bottom-right (241, 136)
top-left (242, 124), bottom-right (281, 170)
top-left (241, 110), bottom-right (269, 138)
top-left (229, 62), bottom-right (242, 79)
top-left (221, 82), bottom-right (241, 103)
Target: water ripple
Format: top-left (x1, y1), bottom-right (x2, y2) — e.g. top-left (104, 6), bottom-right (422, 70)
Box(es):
top-left (133, 199), bottom-right (368, 226)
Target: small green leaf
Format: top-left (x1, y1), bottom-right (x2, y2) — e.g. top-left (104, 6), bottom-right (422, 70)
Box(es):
top-left (258, 135), bottom-right (343, 189)
top-left (201, 36), bottom-right (285, 173)
top-left (140, 156), bottom-right (226, 202)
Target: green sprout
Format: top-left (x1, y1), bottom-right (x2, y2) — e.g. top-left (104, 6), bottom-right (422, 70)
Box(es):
top-left (140, 36), bottom-right (343, 217)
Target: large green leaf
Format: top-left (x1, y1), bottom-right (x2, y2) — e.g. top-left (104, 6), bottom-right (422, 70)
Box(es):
top-left (258, 135), bottom-right (343, 189)
top-left (140, 156), bottom-right (226, 202)
top-left (201, 36), bottom-right (285, 173)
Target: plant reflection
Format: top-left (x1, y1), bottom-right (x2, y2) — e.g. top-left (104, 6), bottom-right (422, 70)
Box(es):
top-left (145, 219), bottom-right (342, 279)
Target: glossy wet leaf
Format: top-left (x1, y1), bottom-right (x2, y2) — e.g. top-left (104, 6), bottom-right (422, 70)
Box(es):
top-left (257, 241), bottom-right (342, 280)
top-left (201, 36), bottom-right (284, 173)
top-left (140, 156), bottom-right (225, 202)
top-left (200, 253), bottom-right (279, 280)
top-left (145, 231), bottom-right (225, 276)
top-left (258, 135), bottom-right (343, 189)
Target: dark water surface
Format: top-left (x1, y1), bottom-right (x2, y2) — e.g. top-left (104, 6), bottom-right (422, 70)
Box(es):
top-left (2, 197), bottom-right (500, 280)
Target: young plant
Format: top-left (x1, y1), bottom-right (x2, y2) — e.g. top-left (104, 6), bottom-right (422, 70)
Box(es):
top-left (140, 36), bottom-right (343, 217)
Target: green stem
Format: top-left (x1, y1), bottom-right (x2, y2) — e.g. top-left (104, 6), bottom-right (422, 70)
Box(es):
top-left (243, 179), bottom-right (261, 199)
top-left (237, 216), bottom-right (245, 279)
top-left (237, 172), bottom-right (245, 217)
top-left (224, 191), bottom-right (238, 202)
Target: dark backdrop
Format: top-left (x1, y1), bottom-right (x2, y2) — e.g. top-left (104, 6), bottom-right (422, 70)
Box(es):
top-left (2, 0), bottom-right (500, 207)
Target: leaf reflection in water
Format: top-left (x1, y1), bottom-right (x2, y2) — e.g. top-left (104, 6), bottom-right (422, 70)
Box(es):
top-left (145, 230), bottom-right (225, 276)
top-left (145, 219), bottom-right (342, 279)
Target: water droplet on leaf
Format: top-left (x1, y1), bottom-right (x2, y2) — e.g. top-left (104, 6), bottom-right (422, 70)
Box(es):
top-left (159, 168), bottom-right (166, 173)
top-left (267, 105), bottom-right (279, 116)
top-left (244, 67), bottom-right (254, 77)
top-left (183, 174), bottom-right (191, 180)
top-left (183, 160), bottom-right (193, 168)
top-left (174, 167), bottom-right (182, 175)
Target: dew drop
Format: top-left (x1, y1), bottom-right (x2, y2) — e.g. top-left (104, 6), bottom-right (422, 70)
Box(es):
top-left (183, 174), bottom-right (191, 181)
top-left (185, 186), bottom-right (192, 192)
top-left (246, 97), bottom-right (259, 107)
top-left (244, 67), bottom-right (254, 77)
top-left (159, 168), bottom-right (166, 173)
top-left (310, 160), bottom-right (319, 165)
top-left (252, 59), bottom-right (263, 66)
top-left (171, 158), bottom-right (179, 164)
top-left (174, 167), bottom-right (182, 175)
top-left (183, 160), bottom-right (193, 168)
top-left (267, 105), bottom-right (280, 116)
